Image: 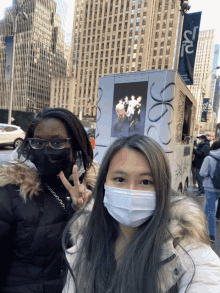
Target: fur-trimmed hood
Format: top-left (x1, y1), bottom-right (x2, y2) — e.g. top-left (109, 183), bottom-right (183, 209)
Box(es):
top-left (69, 194), bottom-right (209, 249)
top-left (0, 161), bottom-right (99, 202)
top-left (0, 163), bottom-right (41, 201)
top-left (64, 194), bottom-right (213, 293)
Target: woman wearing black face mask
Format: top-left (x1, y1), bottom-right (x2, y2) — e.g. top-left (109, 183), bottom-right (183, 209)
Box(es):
top-left (0, 108), bottom-right (98, 293)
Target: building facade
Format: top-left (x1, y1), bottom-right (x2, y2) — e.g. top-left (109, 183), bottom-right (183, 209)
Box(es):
top-left (0, 0), bottom-right (71, 112)
top-left (213, 76), bottom-right (220, 116)
top-left (50, 76), bottom-right (75, 110)
top-left (188, 29), bottom-right (216, 134)
top-left (54, 0), bottom-right (68, 32)
top-left (54, 0), bottom-right (74, 47)
top-left (70, 0), bottom-right (182, 120)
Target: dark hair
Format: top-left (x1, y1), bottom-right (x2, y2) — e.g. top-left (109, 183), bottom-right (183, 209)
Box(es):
top-left (17, 107), bottom-right (93, 170)
top-left (210, 140), bottom-right (220, 151)
top-left (198, 135), bottom-right (207, 141)
top-left (63, 135), bottom-right (199, 293)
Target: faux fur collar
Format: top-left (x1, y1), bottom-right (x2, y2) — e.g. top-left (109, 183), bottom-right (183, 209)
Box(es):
top-left (0, 163), bottom-right (41, 202)
top-left (0, 161), bottom-right (99, 203)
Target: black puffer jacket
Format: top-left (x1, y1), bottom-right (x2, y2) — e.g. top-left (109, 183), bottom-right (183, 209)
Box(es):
top-left (0, 163), bottom-right (78, 293)
top-left (193, 142), bottom-right (210, 169)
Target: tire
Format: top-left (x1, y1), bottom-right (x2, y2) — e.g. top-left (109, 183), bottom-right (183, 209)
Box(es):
top-left (177, 183), bottom-right (182, 194)
top-left (13, 138), bottom-right (23, 149)
top-left (183, 179), bottom-right (189, 195)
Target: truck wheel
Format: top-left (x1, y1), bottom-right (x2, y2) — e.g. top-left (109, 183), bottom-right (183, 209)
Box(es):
top-left (14, 138), bottom-right (23, 149)
top-left (183, 179), bottom-right (189, 195)
top-left (177, 183), bottom-right (182, 194)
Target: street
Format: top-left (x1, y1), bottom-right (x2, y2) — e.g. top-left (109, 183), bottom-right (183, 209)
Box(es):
top-left (0, 147), bottom-right (14, 164)
top-left (0, 149), bottom-right (219, 256)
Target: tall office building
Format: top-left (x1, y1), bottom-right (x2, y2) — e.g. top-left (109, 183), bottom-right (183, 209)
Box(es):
top-left (0, 0), bottom-right (70, 112)
top-left (54, 0), bottom-right (74, 47)
top-left (210, 44), bottom-right (220, 105)
top-left (54, 0), bottom-right (68, 32)
top-left (213, 76), bottom-right (220, 116)
top-left (70, 0), bottom-right (182, 119)
top-left (188, 30), bottom-right (215, 134)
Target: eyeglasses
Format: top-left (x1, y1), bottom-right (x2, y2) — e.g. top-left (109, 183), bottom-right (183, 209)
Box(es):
top-left (28, 138), bottom-right (71, 150)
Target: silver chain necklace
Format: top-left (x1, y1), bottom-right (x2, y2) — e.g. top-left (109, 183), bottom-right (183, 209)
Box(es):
top-left (45, 183), bottom-right (67, 211)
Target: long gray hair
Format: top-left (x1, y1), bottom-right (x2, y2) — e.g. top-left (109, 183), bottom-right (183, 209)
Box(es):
top-left (63, 135), bottom-right (187, 292)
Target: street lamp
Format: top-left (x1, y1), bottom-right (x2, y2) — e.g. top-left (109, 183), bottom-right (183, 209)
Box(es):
top-left (174, 1), bottom-right (191, 70)
top-left (6, 1), bottom-right (28, 124)
top-left (201, 66), bottom-right (220, 99)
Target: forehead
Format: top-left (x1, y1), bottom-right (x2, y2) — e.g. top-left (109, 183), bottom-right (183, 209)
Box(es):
top-left (107, 148), bottom-right (151, 174)
top-left (34, 118), bottom-right (69, 138)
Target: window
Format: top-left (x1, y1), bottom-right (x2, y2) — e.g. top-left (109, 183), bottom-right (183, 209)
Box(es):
top-left (1, 126), bottom-right (17, 132)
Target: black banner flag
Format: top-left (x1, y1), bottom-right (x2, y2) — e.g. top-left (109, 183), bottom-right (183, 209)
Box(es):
top-left (201, 98), bottom-right (209, 122)
top-left (178, 12), bottom-right (202, 85)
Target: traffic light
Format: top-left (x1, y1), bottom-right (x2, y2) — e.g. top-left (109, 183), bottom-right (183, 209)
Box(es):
top-left (180, 0), bottom-right (191, 12)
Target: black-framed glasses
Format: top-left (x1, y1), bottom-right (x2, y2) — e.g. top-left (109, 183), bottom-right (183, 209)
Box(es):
top-left (28, 138), bottom-right (71, 150)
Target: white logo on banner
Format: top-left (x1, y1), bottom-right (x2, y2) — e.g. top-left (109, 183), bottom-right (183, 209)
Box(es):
top-left (181, 26), bottom-right (199, 57)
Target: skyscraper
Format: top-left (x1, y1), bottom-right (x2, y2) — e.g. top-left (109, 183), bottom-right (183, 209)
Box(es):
top-left (70, 0), bottom-right (182, 119)
top-left (188, 29), bottom-right (216, 134)
top-left (0, 0), bottom-right (71, 112)
top-left (54, 0), bottom-right (68, 32)
top-left (213, 76), bottom-right (220, 116)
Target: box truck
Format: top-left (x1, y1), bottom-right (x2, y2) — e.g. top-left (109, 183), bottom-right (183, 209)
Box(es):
top-left (94, 70), bottom-right (197, 193)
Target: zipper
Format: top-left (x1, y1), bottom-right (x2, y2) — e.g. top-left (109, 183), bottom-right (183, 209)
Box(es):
top-left (24, 201), bottom-right (44, 251)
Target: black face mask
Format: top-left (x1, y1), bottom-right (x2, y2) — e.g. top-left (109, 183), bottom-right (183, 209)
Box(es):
top-left (29, 147), bottom-right (72, 178)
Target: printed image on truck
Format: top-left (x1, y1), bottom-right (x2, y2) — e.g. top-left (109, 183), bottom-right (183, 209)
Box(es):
top-left (111, 81), bottom-right (148, 137)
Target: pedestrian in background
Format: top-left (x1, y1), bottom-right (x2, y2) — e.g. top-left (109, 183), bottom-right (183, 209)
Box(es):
top-left (200, 140), bottom-right (220, 243)
top-left (89, 135), bottom-right (95, 150)
top-left (63, 134), bottom-right (220, 293)
top-left (193, 135), bottom-right (210, 196)
top-left (192, 140), bottom-right (197, 188)
top-left (0, 108), bottom-right (97, 292)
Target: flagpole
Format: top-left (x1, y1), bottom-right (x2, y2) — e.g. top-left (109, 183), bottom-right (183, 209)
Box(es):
top-left (173, 1), bottom-right (191, 71)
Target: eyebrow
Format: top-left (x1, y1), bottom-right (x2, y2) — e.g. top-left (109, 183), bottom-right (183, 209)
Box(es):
top-left (111, 170), bottom-right (153, 177)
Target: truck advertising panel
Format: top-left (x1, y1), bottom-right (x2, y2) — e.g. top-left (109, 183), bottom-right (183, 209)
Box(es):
top-left (95, 70), bottom-right (196, 193)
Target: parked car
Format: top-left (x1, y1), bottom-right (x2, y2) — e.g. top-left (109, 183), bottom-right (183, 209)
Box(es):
top-left (0, 124), bottom-right (25, 149)
top-left (84, 127), bottom-right (96, 137)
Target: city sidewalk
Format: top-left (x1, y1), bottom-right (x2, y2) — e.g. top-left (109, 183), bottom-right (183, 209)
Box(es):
top-left (186, 180), bottom-right (220, 256)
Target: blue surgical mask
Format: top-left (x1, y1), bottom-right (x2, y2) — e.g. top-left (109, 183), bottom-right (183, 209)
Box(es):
top-left (103, 184), bottom-right (156, 227)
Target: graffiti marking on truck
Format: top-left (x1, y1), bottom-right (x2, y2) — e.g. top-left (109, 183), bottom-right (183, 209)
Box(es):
top-left (174, 159), bottom-right (190, 181)
top-left (147, 82), bottom-right (175, 145)
top-left (94, 87), bottom-right (103, 158)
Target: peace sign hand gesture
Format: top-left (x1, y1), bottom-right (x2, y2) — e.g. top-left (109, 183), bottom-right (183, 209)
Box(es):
top-left (59, 165), bottom-right (92, 210)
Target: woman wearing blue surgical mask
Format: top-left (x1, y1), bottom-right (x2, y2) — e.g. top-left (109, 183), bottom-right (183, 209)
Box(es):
top-left (0, 108), bottom-right (98, 293)
top-left (63, 134), bottom-right (220, 293)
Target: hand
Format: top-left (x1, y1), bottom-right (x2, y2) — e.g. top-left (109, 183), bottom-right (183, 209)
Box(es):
top-left (59, 165), bottom-right (92, 210)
